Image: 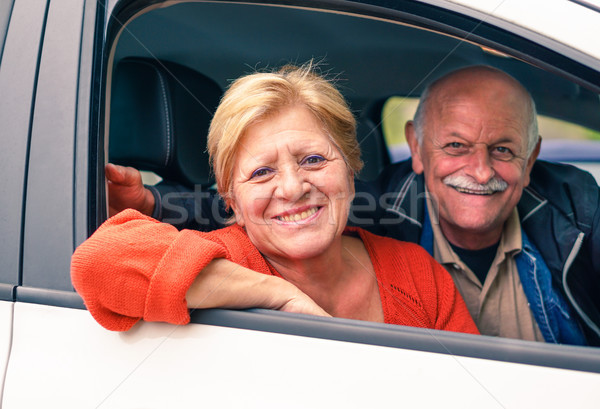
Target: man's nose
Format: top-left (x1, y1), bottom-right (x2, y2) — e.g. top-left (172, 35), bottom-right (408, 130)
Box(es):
top-left (465, 146), bottom-right (495, 184)
top-left (274, 168), bottom-right (310, 201)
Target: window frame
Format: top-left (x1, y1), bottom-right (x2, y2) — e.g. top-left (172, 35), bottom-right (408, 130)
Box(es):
top-left (91, 0), bottom-right (600, 368)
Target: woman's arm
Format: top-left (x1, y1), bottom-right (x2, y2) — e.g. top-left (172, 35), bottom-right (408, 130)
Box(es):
top-left (186, 258), bottom-right (329, 315)
top-left (71, 209), bottom-right (327, 332)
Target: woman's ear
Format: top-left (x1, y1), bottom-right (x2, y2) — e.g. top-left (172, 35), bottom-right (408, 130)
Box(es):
top-left (227, 195), bottom-right (244, 227)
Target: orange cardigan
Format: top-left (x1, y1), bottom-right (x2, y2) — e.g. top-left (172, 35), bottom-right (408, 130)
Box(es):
top-left (71, 209), bottom-right (478, 334)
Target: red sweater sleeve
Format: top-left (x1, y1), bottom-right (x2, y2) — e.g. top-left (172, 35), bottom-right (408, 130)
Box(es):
top-left (70, 209), bottom-right (269, 331)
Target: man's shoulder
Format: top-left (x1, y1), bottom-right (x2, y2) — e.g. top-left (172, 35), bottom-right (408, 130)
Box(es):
top-left (530, 160), bottom-right (598, 192)
top-left (523, 160), bottom-right (599, 229)
top-left (529, 160), bottom-right (600, 214)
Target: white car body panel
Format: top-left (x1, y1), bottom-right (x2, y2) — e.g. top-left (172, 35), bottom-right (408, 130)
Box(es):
top-left (0, 302), bottom-right (13, 406)
top-left (3, 303), bottom-right (600, 408)
top-left (446, 0), bottom-right (600, 60)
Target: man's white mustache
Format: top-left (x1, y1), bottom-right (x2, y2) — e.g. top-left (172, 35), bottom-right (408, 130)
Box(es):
top-left (443, 174), bottom-right (508, 193)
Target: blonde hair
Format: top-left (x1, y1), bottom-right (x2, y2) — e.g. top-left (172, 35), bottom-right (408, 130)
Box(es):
top-left (207, 62), bottom-right (362, 208)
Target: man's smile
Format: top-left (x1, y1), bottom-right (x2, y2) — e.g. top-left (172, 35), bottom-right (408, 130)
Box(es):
top-left (452, 186), bottom-right (496, 195)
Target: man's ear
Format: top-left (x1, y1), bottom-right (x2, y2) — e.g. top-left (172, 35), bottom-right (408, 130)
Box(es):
top-left (524, 137), bottom-right (542, 187)
top-left (406, 121), bottom-right (424, 174)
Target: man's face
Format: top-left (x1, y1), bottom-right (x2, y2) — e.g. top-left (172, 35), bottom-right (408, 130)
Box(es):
top-left (407, 74), bottom-right (539, 249)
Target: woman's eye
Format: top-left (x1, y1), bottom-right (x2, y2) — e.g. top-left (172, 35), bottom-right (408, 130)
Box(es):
top-left (250, 167), bottom-right (272, 179)
top-left (301, 155), bottom-right (325, 166)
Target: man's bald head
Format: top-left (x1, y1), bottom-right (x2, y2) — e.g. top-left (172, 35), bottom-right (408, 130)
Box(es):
top-left (413, 66), bottom-right (539, 157)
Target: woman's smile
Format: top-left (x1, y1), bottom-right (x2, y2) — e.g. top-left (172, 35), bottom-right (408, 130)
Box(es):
top-left (274, 205), bottom-right (322, 223)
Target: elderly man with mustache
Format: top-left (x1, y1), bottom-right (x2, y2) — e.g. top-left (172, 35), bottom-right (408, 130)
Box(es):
top-left (106, 66), bottom-right (600, 345)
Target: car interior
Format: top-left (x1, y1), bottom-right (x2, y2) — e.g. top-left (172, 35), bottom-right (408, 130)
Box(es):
top-left (107, 1), bottom-right (600, 188)
top-left (109, 57), bottom-right (222, 188)
top-left (102, 0), bottom-right (600, 362)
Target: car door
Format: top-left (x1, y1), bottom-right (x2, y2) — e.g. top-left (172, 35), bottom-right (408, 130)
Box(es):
top-left (0, 0), bottom-right (49, 402)
top-left (0, 0), bottom-right (96, 405)
top-left (2, 1), bottom-right (600, 408)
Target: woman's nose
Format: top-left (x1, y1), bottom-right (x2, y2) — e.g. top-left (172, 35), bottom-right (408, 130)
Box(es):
top-left (274, 168), bottom-right (310, 202)
top-left (465, 146), bottom-right (495, 184)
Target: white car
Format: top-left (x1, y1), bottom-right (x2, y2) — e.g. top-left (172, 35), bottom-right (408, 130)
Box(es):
top-left (1, 0), bottom-right (599, 407)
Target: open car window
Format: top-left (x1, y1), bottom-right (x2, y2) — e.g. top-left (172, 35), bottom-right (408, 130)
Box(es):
top-left (382, 96), bottom-right (600, 182)
top-left (102, 0), bottom-right (600, 345)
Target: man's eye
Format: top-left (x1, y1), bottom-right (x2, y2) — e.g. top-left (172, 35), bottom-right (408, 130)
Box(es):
top-left (301, 155), bottom-right (326, 166)
top-left (250, 167), bottom-right (272, 179)
top-left (492, 146), bottom-right (515, 160)
top-left (443, 142), bottom-right (468, 155)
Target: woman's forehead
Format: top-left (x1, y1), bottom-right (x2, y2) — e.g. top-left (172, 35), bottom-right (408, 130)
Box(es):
top-left (237, 130), bottom-right (335, 163)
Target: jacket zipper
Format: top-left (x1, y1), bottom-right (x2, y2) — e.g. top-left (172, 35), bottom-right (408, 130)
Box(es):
top-left (562, 232), bottom-right (600, 338)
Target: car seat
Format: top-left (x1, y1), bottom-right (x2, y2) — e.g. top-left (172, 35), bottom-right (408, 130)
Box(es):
top-left (109, 57), bottom-right (222, 187)
top-left (356, 99), bottom-right (391, 181)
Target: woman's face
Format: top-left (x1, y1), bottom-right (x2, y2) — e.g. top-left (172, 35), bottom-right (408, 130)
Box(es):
top-left (230, 105), bottom-right (354, 263)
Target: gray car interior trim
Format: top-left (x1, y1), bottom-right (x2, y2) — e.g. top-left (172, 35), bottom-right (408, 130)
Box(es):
top-left (0, 285), bottom-right (14, 303)
top-left (15, 288), bottom-right (85, 310)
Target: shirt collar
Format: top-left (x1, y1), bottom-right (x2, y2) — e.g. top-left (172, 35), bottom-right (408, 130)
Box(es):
top-left (426, 190), bottom-right (522, 267)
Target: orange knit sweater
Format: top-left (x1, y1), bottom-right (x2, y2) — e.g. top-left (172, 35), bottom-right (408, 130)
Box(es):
top-left (71, 209), bottom-right (478, 334)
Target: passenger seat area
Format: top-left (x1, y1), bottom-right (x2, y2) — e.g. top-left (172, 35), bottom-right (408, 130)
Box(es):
top-left (109, 57), bottom-right (223, 187)
top-left (356, 99), bottom-right (391, 181)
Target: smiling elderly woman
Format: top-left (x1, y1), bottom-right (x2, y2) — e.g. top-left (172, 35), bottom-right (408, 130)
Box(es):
top-left (71, 64), bottom-right (478, 334)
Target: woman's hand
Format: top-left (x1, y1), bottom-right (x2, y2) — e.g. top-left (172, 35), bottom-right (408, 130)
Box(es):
top-left (186, 258), bottom-right (330, 317)
top-left (277, 287), bottom-right (331, 317)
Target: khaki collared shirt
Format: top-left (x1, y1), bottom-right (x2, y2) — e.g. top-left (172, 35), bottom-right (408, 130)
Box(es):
top-left (427, 202), bottom-right (544, 342)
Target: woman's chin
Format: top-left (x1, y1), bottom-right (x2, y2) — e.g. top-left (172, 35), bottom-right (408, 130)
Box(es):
top-left (262, 233), bottom-right (338, 262)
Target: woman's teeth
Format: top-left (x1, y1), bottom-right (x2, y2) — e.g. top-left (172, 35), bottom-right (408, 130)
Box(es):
top-left (277, 207), bottom-right (318, 222)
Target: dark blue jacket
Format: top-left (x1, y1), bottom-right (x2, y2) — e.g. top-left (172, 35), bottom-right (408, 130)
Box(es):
top-left (354, 159), bottom-right (600, 345)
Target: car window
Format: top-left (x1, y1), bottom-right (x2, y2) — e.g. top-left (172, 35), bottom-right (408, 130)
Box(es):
top-left (97, 0), bottom-right (600, 360)
top-left (381, 96), bottom-right (419, 162)
top-left (381, 96), bottom-right (600, 183)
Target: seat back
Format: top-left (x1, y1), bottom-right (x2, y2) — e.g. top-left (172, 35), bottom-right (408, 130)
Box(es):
top-left (356, 100), bottom-right (390, 181)
top-left (109, 58), bottom-right (222, 187)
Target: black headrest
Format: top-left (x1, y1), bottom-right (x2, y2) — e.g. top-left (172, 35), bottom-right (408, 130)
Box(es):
top-left (356, 99), bottom-right (390, 182)
top-left (109, 58), bottom-right (222, 187)
top-left (356, 117), bottom-right (389, 181)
